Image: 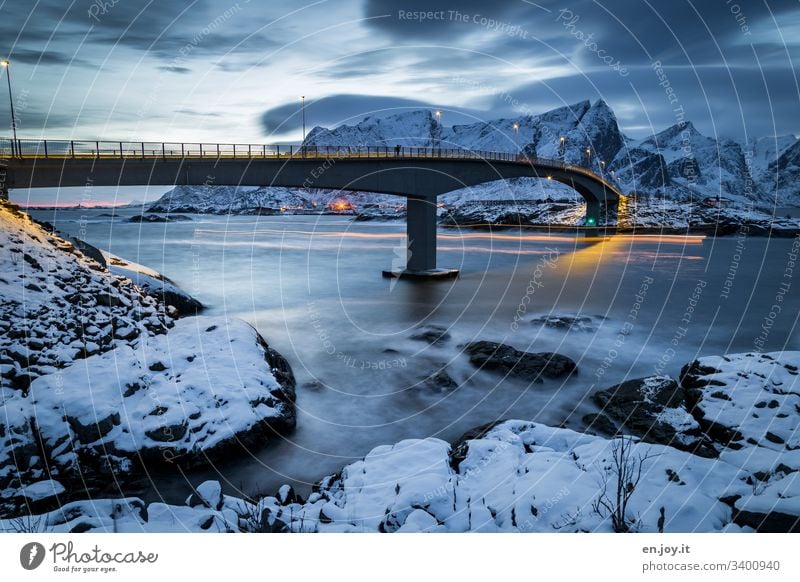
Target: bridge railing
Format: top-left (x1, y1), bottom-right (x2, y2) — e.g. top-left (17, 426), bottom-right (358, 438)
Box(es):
top-left (0, 137), bottom-right (620, 194)
top-left (0, 138), bottom-right (525, 162)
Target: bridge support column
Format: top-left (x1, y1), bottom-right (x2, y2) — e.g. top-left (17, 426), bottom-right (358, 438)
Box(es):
top-left (585, 198), bottom-right (600, 228)
top-left (382, 196), bottom-right (459, 280)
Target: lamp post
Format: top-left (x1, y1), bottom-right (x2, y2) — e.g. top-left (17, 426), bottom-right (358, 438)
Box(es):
top-left (559, 135), bottom-right (566, 161)
top-left (512, 122), bottom-right (519, 135)
top-left (299, 95), bottom-right (306, 142)
top-left (1, 60), bottom-right (17, 157)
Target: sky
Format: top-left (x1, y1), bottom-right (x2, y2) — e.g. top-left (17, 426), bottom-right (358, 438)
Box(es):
top-left (1, 0), bottom-right (798, 204)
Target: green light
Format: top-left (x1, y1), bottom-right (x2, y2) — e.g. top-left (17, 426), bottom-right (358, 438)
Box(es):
top-left (586, 217), bottom-right (596, 226)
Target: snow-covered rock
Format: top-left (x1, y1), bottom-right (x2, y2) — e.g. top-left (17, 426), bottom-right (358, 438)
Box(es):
top-left (253, 421), bottom-right (746, 532)
top-left (0, 202), bottom-right (297, 519)
top-left (104, 252), bottom-right (203, 316)
top-left (681, 352), bottom-right (800, 451)
top-left (4, 351), bottom-right (799, 532)
top-left (25, 316), bottom-right (295, 478)
top-left (587, 375), bottom-right (713, 456)
top-left (0, 200), bottom-right (173, 392)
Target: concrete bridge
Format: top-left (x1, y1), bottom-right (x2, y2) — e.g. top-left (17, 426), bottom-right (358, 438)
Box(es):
top-left (0, 139), bottom-right (623, 278)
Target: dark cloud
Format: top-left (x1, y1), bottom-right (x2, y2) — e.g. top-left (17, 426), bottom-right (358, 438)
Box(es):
top-left (6, 49), bottom-right (90, 67)
top-left (158, 65), bottom-right (192, 74)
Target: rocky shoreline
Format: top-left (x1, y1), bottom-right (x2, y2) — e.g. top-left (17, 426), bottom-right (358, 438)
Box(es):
top-left (0, 201), bottom-right (296, 518)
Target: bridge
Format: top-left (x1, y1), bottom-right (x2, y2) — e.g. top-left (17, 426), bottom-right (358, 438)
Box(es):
top-left (0, 138), bottom-right (624, 278)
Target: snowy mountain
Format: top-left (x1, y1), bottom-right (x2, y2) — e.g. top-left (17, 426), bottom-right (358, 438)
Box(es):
top-left (304, 109), bottom-right (442, 149)
top-left (148, 185), bottom-right (400, 214)
top-left (306, 102), bottom-right (800, 206)
top-left (761, 139), bottom-right (800, 207)
top-left (306, 99), bottom-right (627, 165)
top-left (145, 101), bottom-right (800, 213)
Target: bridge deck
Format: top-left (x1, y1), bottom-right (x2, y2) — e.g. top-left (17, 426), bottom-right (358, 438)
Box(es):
top-left (0, 138), bottom-right (621, 195)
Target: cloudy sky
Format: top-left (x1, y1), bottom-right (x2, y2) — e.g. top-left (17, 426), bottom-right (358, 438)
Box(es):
top-left (1, 0), bottom-right (798, 203)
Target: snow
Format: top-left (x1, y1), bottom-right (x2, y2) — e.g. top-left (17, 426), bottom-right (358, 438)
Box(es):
top-left (104, 251), bottom-right (202, 315)
top-left (27, 316), bottom-right (294, 473)
top-left (0, 201), bottom-right (295, 517)
top-left (686, 351), bottom-right (800, 451)
top-left (18, 480), bottom-right (65, 501)
top-left (0, 201), bottom-right (173, 389)
top-left (4, 347), bottom-right (800, 532)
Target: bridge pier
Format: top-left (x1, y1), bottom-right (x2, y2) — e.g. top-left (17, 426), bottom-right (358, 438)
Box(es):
top-left (585, 198), bottom-right (600, 227)
top-left (382, 196), bottom-right (459, 280)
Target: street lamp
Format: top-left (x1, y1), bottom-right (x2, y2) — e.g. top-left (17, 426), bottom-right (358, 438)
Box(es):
top-left (299, 95), bottom-right (306, 142)
top-left (435, 110), bottom-right (441, 122)
top-left (1, 60), bottom-right (17, 156)
top-left (512, 122), bottom-right (519, 135)
top-left (559, 135), bottom-right (566, 161)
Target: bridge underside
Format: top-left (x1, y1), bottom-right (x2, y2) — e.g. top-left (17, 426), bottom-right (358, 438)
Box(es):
top-left (3, 156), bottom-right (621, 277)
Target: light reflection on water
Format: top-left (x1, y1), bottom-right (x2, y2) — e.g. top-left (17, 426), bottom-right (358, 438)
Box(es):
top-left (30, 208), bottom-right (800, 501)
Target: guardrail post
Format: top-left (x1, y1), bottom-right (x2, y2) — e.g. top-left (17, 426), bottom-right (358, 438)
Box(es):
top-left (44, 140), bottom-right (48, 158)
top-left (181, 143), bottom-right (185, 158)
top-left (70, 141), bottom-right (75, 158)
top-left (95, 141), bottom-right (99, 159)
top-left (119, 142), bottom-right (123, 159)
top-left (289, 145), bottom-right (293, 157)
top-left (216, 143), bottom-right (220, 159)
top-left (141, 142), bottom-right (145, 159)
top-left (162, 143), bottom-right (165, 160)
top-left (233, 144), bottom-right (236, 157)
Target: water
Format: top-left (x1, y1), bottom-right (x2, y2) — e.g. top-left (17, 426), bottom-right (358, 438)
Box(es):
top-left (29, 207), bottom-right (800, 501)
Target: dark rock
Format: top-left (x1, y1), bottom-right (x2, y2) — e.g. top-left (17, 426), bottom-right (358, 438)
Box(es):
top-left (145, 421), bottom-right (188, 443)
top-left (464, 341), bottom-right (576, 382)
top-left (66, 412), bottom-right (120, 444)
top-left (424, 369), bottom-right (458, 391)
top-left (410, 325), bottom-right (451, 345)
top-left (591, 376), bottom-right (716, 457)
top-left (733, 508), bottom-right (800, 533)
top-left (128, 214), bottom-right (193, 223)
top-left (530, 314), bottom-right (595, 332)
top-left (259, 507), bottom-right (290, 533)
top-left (275, 484), bottom-right (303, 505)
top-left (581, 412), bottom-right (620, 437)
top-left (449, 420), bottom-right (507, 471)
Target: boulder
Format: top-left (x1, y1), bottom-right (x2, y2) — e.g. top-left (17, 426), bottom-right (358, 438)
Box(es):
top-left (680, 352), bottom-right (800, 451)
top-left (410, 325), bottom-right (451, 345)
top-left (464, 341), bottom-right (576, 382)
top-left (589, 376), bottom-right (715, 456)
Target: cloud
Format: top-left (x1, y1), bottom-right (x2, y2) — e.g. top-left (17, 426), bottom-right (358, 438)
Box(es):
top-left (158, 65), bottom-right (192, 74)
